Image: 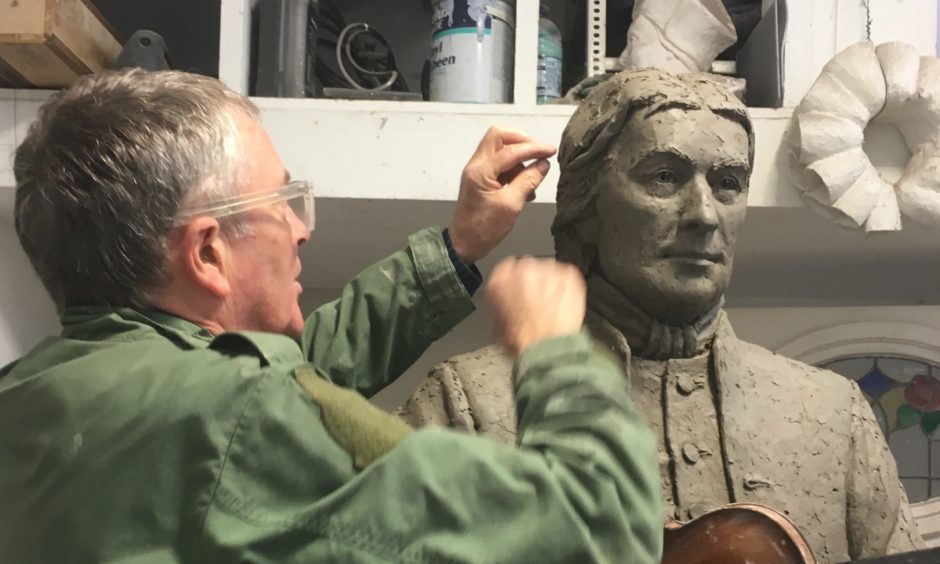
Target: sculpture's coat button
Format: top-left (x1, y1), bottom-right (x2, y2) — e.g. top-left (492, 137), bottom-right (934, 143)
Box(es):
top-left (676, 373), bottom-right (696, 395)
top-left (658, 451), bottom-right (670, 469)
top-left (682, 443), bottom-right (700, 464)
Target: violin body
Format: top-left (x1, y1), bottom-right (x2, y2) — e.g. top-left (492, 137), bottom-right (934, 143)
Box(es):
top-left (662, 503), bottom-right (816, 564)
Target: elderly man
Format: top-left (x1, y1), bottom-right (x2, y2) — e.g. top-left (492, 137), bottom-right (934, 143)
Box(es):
top-left (0, 69), bottom-right (663, 563)
top-left (398, 69), bottom-right (924, 563)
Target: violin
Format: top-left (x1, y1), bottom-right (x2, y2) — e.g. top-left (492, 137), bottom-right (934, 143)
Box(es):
top-left (662, 503), bottom-right (815, 564)
top-left (661, 502), bottom-right (940, 563)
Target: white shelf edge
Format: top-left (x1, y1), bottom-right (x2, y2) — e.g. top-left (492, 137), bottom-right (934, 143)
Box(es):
top-left (255, 98), bottom-right (803, 207)
top-left (0, 88), bottom-right (870, 214)
top-left (251, 96), bottom-right (580, 116)
top-left (0, 90), bottom-right (815, 211)
top-left (251, 96), bottom-right (794, 117)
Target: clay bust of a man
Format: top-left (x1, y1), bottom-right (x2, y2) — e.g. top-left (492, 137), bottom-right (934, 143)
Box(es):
top-left (398, 69), bottom-right (924, 562)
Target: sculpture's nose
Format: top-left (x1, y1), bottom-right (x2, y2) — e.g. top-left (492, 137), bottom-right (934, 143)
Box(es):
top-left (679, 174), bottom-right (719, 233)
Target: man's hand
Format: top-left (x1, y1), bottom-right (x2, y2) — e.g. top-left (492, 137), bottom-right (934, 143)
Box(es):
top-left (448, 126), bottom-right (557, 264)
top-left (486, 257), bottom-right (586, 357)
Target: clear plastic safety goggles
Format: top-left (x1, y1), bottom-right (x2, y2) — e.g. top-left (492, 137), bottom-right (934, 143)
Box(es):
top-left (175, 180), bottom-right (315, 232)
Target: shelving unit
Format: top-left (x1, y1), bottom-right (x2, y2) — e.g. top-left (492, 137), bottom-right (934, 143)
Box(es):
top-left (1, 0), bottom-right (938, 303)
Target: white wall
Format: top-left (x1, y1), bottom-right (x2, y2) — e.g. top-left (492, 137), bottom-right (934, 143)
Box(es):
top-left (0, 189), bottom-right (60, 367)
top-left (782, 0), bottom-right (938, 106)
top-left (727, 305), bottom-right (940, 353)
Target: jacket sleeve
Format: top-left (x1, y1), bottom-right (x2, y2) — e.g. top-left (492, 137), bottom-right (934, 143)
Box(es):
top-left (299, 227), bottom-right (475, 395)
top-left (845, 382), bottom-right (925, 558)
top-left (198, 332), bottom-right (663, 563)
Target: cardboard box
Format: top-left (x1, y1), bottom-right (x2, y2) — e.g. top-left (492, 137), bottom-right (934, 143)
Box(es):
top-left (0, 0), bottom-right (122, 88)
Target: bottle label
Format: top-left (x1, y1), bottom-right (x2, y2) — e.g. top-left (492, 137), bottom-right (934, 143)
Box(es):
top-left (537, 56), bottom-right (562, 99)
top-left (430, 0), bottom-right (515, 103)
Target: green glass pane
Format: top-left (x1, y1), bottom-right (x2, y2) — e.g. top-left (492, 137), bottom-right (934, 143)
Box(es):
top-left (897, 404), bottom-right (922, 429)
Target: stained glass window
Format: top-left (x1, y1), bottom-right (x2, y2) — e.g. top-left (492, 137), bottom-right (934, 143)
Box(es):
top-left (821, 356), bottom-right (940, 503)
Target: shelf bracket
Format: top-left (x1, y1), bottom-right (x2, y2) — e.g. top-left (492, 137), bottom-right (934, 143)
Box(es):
top-left (587, 0), bottom-right (607, 77)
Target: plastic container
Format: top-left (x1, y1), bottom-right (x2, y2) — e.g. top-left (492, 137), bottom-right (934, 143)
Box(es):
top-left (537, 3), bottom-right (562, 104)
top-left (429, 0), bottom-right (515, 103)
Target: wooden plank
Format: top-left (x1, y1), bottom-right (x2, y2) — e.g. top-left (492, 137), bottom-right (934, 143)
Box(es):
top-left (0, 57), bottom-right (29, 88)
top-left (0, 0), bottom-right (120, 87)
top-left (0, 1), bottom-right (45, 36)
top-left (0, 44), bottom-right (80, 88)
top-left (77, 0), bottom-right (121, 43)
top-left (46, 34), bottom-right (93, 75)
top-left (49, 0), bottom-right (121, 73)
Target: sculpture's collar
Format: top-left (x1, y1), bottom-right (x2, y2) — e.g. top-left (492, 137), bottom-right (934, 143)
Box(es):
top-left (586, 274), bottom-right (723, 360)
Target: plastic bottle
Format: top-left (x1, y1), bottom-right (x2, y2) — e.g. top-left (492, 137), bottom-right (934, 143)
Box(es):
top-left (537, 3), bottom-right (563, 104)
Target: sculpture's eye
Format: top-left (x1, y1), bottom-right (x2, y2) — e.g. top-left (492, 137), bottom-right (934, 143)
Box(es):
top-left (719, 176), bottom-right (741, 191)
top-left (655, 169), bottom-right (678, 184)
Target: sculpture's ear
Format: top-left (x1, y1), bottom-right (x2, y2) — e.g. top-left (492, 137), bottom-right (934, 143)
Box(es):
top-left (573, 216), bottom-right (599, 247)
top-left (560, 217), bottom-right (598, 275)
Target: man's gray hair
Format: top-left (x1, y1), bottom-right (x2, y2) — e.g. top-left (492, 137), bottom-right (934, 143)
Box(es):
top-left (14, 69), bottom-right (259, 310)
top-left (551, 69), bottom-right (755, 273)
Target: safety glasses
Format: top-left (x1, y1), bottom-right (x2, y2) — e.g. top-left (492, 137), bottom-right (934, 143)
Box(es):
top-left (175, 180), bottom-right (315, 232)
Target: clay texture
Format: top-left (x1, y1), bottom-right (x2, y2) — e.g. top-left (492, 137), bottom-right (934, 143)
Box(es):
top-left (788, 41), bottom-right (940, 231)
top-left (398, 69), bottom-right (924, 563)
top-left (398, 313), bottom-right (922, 562)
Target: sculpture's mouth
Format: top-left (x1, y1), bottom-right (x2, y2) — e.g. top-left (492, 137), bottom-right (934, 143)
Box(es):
top-left (662, 249), bottom-right (723, 265)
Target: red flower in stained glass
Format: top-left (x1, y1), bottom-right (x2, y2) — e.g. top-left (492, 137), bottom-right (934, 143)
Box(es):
top-left (904, 374), bottom-right (940, 412)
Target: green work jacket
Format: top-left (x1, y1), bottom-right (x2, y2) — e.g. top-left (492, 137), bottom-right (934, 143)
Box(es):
top-left (0, 227), bottom-right (662, 563)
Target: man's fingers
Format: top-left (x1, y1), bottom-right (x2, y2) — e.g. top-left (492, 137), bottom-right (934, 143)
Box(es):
top-left (486, 257), bottom-right (587, 356)
top-left (485, 258), bottom-right (515, 306)
top-left (497, 163), bottom-right (526, 186)
top-left (495, 127), bottom-right (534, 146)
top-left (474, 126), bottom-right (533, 154)
top-left (504, 159), bottom-right (551, 204)
top-left (490, 142), bottom-right (557, 176)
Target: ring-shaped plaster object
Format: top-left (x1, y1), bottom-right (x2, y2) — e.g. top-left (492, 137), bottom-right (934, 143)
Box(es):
top-left (788, 42), bottom-right (940, 231)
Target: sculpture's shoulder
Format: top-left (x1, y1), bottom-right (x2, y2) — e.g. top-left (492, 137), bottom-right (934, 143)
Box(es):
top-left (729, 336), bottom-right (860, 407)
top-left (438, 343), bottom-right (515, 380)
top-left (397, 344), bottom-right (519, 444)
top-left (719, 337), bottom-right (920, 562)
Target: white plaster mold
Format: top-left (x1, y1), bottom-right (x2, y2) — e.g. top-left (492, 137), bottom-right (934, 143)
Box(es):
top-left (618, 0), bottom-right (737, 74)
top-left (788, 41), bottom-right (940, 231)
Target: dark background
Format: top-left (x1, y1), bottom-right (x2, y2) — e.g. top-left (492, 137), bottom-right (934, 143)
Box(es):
top-left (91, 0), bottom-right (221, 77)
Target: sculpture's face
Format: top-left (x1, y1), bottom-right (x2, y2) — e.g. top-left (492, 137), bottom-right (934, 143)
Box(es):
top-left (587, 108), bottom-right (750, 324)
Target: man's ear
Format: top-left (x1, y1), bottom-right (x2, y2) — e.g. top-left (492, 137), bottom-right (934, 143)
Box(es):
top-left (178, 217), bottom-right (231, 298)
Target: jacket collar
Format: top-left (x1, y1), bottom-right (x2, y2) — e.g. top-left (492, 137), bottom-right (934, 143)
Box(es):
top-left (60, 307), bottom-right (215, 350)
